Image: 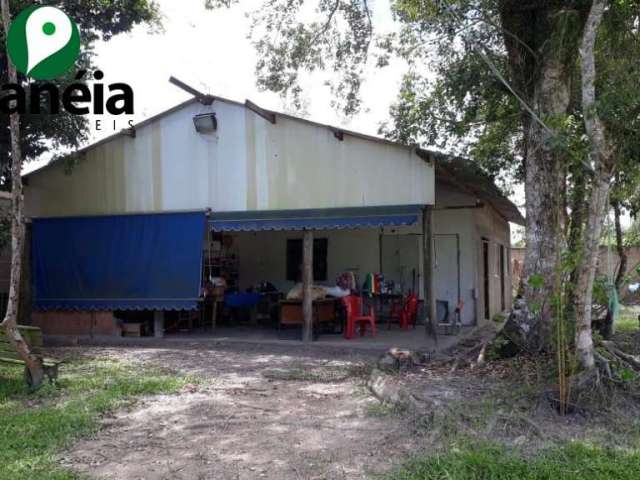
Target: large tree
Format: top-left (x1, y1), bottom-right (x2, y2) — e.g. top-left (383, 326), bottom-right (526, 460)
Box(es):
top-left (387, 1), bottom-right (639, 368)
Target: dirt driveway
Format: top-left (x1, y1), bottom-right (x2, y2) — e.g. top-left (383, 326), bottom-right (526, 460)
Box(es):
top-left (60, 342), bottom-right (420, 480)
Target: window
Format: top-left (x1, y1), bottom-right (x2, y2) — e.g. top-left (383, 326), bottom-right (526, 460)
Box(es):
top-left (286, 238), bottom-right (328, 282)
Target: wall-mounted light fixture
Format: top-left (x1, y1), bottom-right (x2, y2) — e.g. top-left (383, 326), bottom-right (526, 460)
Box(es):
top-left (193, 112), bottom-right (217, 133)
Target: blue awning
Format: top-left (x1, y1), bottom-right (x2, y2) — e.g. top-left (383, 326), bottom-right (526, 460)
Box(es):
top-left (211, 205), bottom-right (423, 232)
top-left (32, 211), bottom-right (206, 311)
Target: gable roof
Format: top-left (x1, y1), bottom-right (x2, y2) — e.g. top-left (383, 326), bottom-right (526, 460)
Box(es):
top-left (24, 92), bottom-right (523, 225)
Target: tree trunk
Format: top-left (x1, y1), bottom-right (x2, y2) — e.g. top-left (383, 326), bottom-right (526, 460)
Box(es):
top-left (500, 4), bottom-right (588, 352)
top-left (574, 173), bottom-right (610, 369)
top-left (521, 56), bottom-right (571, 350)
top-left (574, 0), bottom-right (610, 371)
top-left (0, 0), bottom-right (44, 387)
top-left (565, 164), bottom-right (587, 323)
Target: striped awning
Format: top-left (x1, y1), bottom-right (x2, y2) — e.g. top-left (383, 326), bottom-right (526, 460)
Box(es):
top-left (210, 205), bottom-right (423, 232)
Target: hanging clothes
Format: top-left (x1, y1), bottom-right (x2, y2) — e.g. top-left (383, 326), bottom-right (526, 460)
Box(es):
top-left (362, 273), bottom-right (373, 296)
top-left (362, 273), bottom-right (383, 296)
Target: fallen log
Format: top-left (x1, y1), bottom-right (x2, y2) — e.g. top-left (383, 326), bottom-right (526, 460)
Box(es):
top-left (601, 341), bottom-right (640, 371)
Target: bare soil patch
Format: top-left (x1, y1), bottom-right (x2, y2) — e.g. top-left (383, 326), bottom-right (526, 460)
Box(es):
top-left (58, 342), bottom-right (422, 480)
top-left (56, 332), bottom-right (640, 480)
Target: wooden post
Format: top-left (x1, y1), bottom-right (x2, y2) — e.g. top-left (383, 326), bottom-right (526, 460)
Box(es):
top-left (154, 311), bottom-right (164, 338)
top-left (423, 207), bottom-right (437, 344)
top-left (211, 300), bottom-right (218, 330)
top-left (302, 230), bottom-right (314, 342)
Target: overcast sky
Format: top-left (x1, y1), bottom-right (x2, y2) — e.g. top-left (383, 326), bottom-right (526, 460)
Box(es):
top-left (93, 0), bottom-right (403, 139)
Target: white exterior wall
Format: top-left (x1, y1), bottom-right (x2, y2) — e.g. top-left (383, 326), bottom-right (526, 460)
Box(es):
top-left (230, 223), bottom-right (422, 292)
top-left (25, 100), bottom-right (434, 218)
top-left (433, 184), bottom-right (478, 326)
top-left (474, 202), bottom-right (513, 320)
top-left (432, 183), bottom-right (513, 325)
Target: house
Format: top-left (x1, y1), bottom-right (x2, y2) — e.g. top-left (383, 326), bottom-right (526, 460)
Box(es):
top-left (22, 92), bottom-right (524, 341)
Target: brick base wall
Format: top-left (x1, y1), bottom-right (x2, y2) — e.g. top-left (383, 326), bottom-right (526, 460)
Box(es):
top-left (31, 311), bottom-right (122, 336)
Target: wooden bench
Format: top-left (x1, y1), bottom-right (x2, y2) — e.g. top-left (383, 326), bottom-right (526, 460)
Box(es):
top-left (0, 325), bottom-right (62, 386)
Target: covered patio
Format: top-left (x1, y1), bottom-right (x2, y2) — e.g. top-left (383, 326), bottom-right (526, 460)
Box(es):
top-left (28, 206), bottom-right (450, 347)
top-left (184, 204), bottom-right (440, 346)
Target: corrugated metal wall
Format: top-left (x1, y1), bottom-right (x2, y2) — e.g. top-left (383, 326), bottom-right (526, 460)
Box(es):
top-left (25, 100), bottom-right (435, 218)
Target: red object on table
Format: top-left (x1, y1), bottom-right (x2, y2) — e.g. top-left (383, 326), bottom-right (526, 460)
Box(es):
top-left (342, 295), bottom-right (376, 339)
top-left (389, 293), bottom-right (418, 330)
top-left (399, 293), bottom-right (418, 329)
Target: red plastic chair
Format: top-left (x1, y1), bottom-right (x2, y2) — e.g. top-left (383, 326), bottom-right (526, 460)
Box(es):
top-left (388, 293), bottom-right (418, 330)
top-left (399, 293), bottom-right (418, 330)
top-left (342, 296), bottom-right (376, 339)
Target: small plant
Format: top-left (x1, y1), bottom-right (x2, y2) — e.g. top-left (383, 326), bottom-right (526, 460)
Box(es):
top-left (527, 274), bottom-right (545, 289)
top-left (492, 313), bottom-right (507, 323)
top-left (485, 335), bottom-right (510, 361)
top-left (618, 367), bottom-right (636, 384)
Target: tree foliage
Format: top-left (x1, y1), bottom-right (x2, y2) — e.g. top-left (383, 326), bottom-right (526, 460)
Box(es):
top-left (207, 0), bottom-right (375, 115)
top-left (0, 0), bottom-right (160, 184)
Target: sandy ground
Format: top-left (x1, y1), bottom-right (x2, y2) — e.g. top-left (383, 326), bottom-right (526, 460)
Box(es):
top-left (58, 342), bottom-right (422, 480)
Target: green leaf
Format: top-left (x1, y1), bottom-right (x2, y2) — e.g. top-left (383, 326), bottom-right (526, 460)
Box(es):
top-left (527, 275), bottom-right (545, 289)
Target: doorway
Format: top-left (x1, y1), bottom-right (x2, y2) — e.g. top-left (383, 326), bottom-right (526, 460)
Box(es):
top-left (499, 244), bottom-right (506, 311)
top-left (434, 234), bottom-right (461, 321)
top-left (482, 239), bottom-right (490, 320)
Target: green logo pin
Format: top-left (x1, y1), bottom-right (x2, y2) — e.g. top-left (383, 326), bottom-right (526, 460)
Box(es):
top-left (7, 5), bottom-right (80, 80)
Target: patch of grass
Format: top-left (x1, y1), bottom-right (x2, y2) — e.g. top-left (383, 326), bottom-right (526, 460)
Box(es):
top-left (0, 357), bottom-right (196, 480)
top-left (616, 314), bottom-right (639, 334)
top-left (262, 364), bottom-right (369, 383)
top-left (614, 305), bottom-right (640, 334)
top-left (492, 313), bottom-right (507, 323)
top-left (367, 401), bottom-right (407, 418)
top-left (388, 442), bottom-right (640, 480)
